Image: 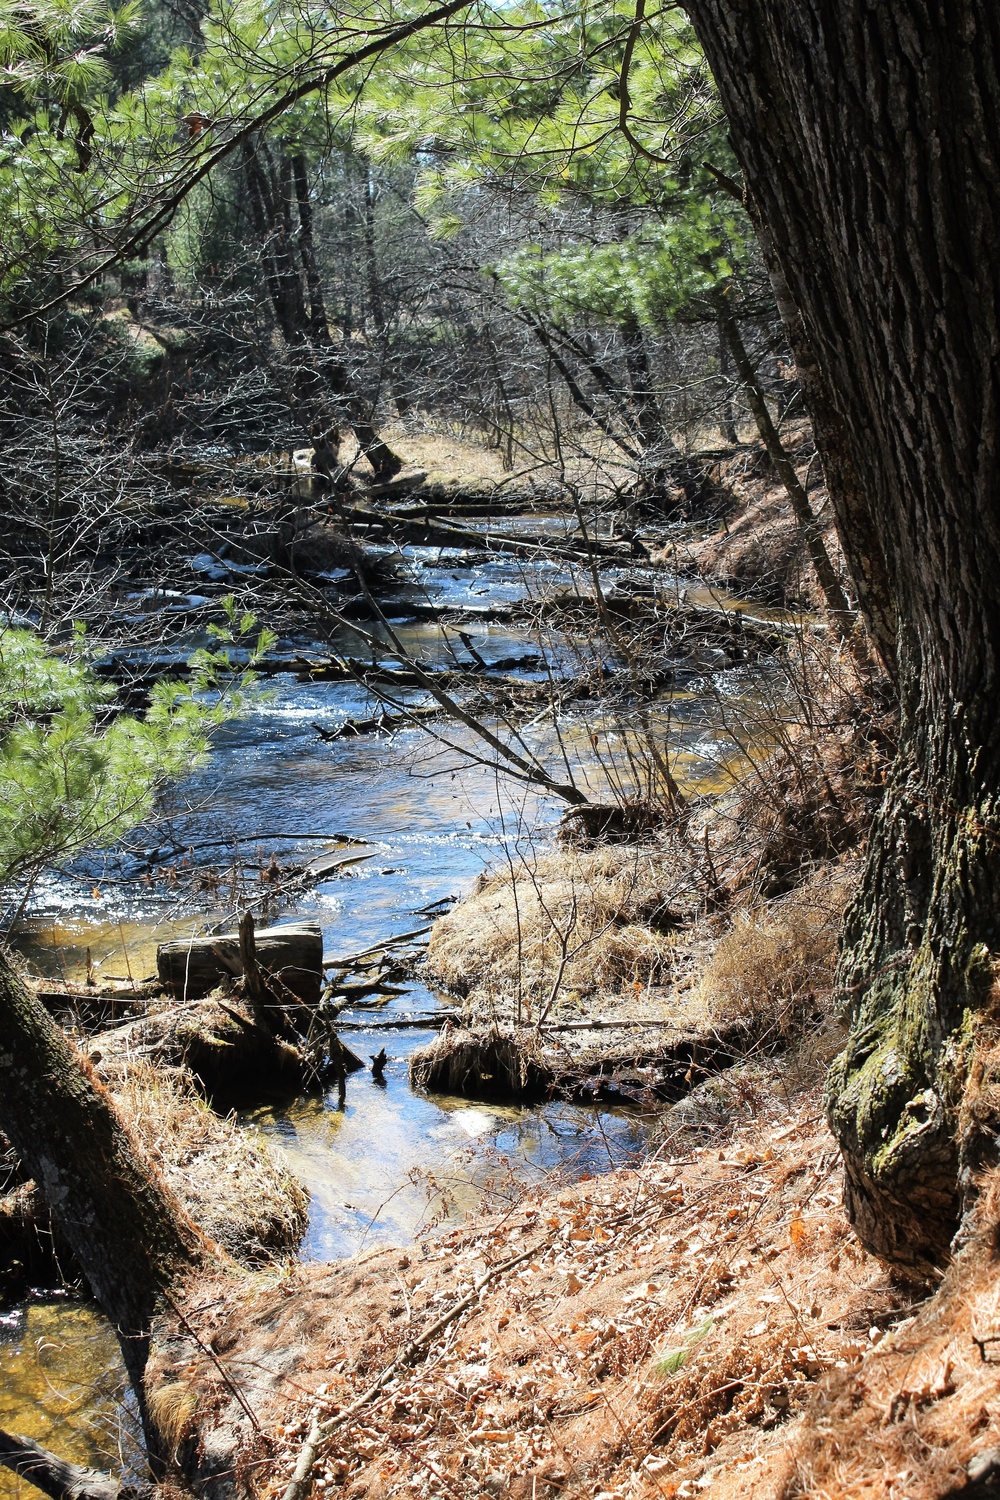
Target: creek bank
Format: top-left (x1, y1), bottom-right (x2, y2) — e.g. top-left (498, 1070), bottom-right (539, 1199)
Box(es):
top-left (0, 1036), bottom-right (310, 1307)
top-left (145, 1028), bottom-right (956, 1500)
top-left (407, 1014), bottom-right (783, 1107)
top-left (409, 787), bottom-right (858, 1107)
top-left (668, 433), bottom-right (848, 611)
top-left (1, 914), bottom-right (339, 1310)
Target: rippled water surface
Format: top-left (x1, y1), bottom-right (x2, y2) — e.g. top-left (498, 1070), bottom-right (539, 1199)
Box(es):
top-left (0, 1304), bottom-right (136, 1500)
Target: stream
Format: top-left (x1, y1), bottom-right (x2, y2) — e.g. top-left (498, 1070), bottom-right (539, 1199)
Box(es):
top-left (1, 527), bottom-right (778, 1489)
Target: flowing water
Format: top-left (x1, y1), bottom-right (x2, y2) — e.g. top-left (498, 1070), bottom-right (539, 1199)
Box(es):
top-left (2, 532), bottom-right (782, 1485)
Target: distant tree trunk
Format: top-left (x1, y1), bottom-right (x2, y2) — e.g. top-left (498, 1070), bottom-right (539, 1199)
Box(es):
top-left (715, 300), bottom-right (855, 633)
top-left (619, 312), bottom-right (712, 510)
top-left (522, 305), bottom-right (714, 512)
top-left (686, 0), bottom-right (1000, 1275)
top-left (0, 948), bottom-right (213, 1454)
top-left (620, 311), bottom-right (666, 457)
top-left (716, 315), bottom-right (739, 444)
top-left (243, 138), bottom-right (403, 479)
top-left (360, 166), bottom-right (412, 419)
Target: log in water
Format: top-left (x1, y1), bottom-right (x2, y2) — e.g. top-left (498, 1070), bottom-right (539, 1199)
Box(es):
top-left (156, 921), bottom-right (323, 1004)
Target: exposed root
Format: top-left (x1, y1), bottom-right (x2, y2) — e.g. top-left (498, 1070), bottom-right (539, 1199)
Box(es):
top-left (408, 1026), bottom-right (552, 1102)
top-left (89, 993), bottom-right (311, 1103)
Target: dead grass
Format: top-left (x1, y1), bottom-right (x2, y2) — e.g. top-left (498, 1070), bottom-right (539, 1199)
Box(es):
top-left (408, 1026), bottom-right (552, 1101)
top-left (698, 872), bottom-right (850, 1039)
top-left (145, 956), bottom-right (1000, 1500)
top-left (99, 1059), bottom-right (309, 1264)
top-left (91, 992), bottom-right (308, 1098)
top-left (424, 844), bottom-right (691, 1024)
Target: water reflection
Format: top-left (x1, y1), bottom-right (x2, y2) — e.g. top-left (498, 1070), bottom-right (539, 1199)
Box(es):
top-left (0, 1304), bottom-right (135, 1500)
top-left (0, 540), bottom-right (791, 1470)
top-left (248, 1016), bottom-right (649, 1262)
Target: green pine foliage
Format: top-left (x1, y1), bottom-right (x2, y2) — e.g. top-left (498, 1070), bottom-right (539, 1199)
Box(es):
top-left (0, 601), bottom-right (273, 889)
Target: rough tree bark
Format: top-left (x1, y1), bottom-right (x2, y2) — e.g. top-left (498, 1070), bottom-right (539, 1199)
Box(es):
top-left (684, 0), bottom-right (1000, 1274)
top-left (0, 947), bottom-right (214, 1455)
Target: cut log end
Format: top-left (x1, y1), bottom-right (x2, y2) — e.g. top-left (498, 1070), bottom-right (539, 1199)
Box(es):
top-left (157, 922), bottom-right (323, 1005)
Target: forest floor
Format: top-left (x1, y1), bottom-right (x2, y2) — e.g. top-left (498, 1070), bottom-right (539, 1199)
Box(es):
top-left (168, 1007), bottom-right (1000, 1500)
top-left (170, 455), bottom-right (1000, 1500)
top-left (228, 442), bottom-right (1000, 1500)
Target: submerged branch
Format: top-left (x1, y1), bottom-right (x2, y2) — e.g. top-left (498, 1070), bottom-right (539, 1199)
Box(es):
top-left (0, 1429), bottom-right (153, 1500)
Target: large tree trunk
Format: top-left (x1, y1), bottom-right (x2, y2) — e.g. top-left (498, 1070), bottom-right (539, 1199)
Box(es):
top-left (0, 948), bottom-right (213, 1452)
top-left (684, 0), bottom-right (1000, 1275)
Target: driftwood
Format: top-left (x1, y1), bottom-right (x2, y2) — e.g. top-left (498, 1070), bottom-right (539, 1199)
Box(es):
top-left (0, 1428), bottom-right (154, 1500)
top-left (313, 706), bottom-right (437, 741)
top-left (324, 979), bottom-right (408, 1001)
top-left (341, 1009), bottom-right (462, 1030)
top-left (157, 921), bottom-right (323, 1004)
top-left (292, 655), bottom-right (537, 700)
top-left (322, 925), bottom-right (432, 969)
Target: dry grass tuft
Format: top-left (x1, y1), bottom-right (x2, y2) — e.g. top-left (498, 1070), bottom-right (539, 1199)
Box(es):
top-left (699, 874), bottom-right (849, 1039)
top-left (425, 844), bottom-right (686, 1020)
top-left (147, 1380), bottom-right (200, 1454)
top-left (100, 1059), bottom-right (308, 1263)
top-left (409, 1025), bottom-right (551, 1101)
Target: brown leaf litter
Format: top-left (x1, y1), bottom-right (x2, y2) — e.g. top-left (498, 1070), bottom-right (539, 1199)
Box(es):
top-left (149, 1074), bottom-right (1000, 1500)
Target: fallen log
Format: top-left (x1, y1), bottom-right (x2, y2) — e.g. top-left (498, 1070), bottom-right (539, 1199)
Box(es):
top-left (540, 1017), bottom-right (690, 1031)
top-left (157, 921), bottom-right (323, 1004)
top-left (324, 979), bottom-right (409, 1000)
top-left (341, 1009), bottom-right (462, 1030)
top-left (322, 926), bottom-right (432, 968)
top-left (331, 504), bottom-right (597, 558)
top-left (313, 706), bottom-right (437, 741)
top-left (293, 655), bottom-right (539, 700)
top-left (0, 1429), bottom-right (154, 1500)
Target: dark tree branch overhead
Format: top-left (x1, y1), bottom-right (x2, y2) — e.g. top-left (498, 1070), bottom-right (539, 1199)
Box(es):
top-left (6, 0), bottom-right (476, 329)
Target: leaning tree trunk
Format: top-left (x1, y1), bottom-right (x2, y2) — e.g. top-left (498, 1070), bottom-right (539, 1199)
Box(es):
top-left (0, 948), bottom-right (213, 1454)
top-left (684, 0), bottom-right (1000, 1276)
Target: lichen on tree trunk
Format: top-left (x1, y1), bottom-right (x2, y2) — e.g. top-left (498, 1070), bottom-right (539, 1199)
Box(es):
top-left (827, 707), bottom-right (999, 1274)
